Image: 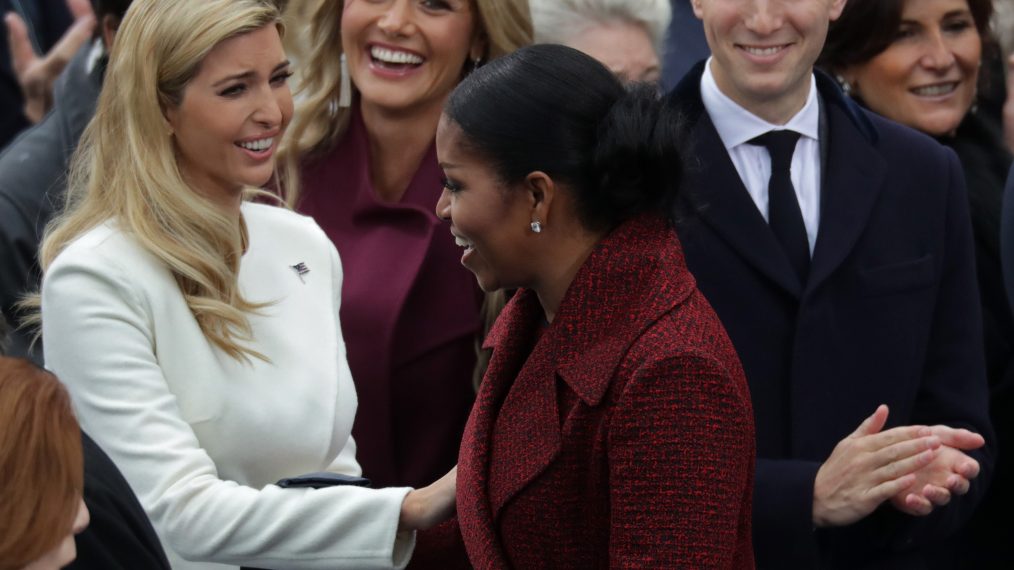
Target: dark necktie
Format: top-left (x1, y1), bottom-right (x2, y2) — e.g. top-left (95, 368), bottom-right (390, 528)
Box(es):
top-left (749, 130), bottom-right (810, 282)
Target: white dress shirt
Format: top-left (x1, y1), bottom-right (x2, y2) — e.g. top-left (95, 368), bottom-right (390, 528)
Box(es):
top-left (700, 58), bottom-right (822, 253)
top-left (42, 203), bottom-right (414, 570)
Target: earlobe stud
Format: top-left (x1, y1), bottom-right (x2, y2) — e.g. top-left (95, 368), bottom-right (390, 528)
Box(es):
top-left (530, 220), bottom-right (542, 234)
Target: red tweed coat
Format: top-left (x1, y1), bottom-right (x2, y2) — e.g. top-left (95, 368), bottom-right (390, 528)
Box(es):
top-left (413, 214), bottom-right (756, 569)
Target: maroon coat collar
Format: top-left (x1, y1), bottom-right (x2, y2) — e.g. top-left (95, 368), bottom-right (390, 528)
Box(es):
top-left (458, 214), bottom-right (697, 566)
top-left (483, 214), bottom-right (697, 404)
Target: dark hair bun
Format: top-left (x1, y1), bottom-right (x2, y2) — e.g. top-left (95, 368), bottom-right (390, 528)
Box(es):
top-left (588, 84), bottom-right (683, 231)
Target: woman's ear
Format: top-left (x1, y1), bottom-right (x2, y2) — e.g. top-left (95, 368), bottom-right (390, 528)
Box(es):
top-left (470, 27), bottom-right (488, 63)
top-left (524, 171), bottom-right (556, 225)
top-left (164, 105), bottom-right (178, 137)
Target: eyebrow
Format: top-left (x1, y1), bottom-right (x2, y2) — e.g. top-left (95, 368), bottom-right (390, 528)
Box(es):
top-left (438, 162), bottom-right (459, 169)
top-left (212, 60), bottom-right (291, 87)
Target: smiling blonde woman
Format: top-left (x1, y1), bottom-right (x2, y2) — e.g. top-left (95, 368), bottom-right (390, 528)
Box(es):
top-left (277, 0), bottom-right (532, 492)
top-left (37, 1), bottom-right (456, 568)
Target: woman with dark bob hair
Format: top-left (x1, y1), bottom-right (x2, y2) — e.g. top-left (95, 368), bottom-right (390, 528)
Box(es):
top-left (416, 43), bottom-right (756, 568)
top-left (821, 0), bottom-right (1013, 563)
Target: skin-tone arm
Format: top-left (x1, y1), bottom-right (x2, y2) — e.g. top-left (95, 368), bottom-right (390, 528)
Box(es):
top-left (399, 466), bottom-right (457, 531)
top-left (4, 0), bottom-right (95, 123)
top-left (812, 405), bottom-right (985, 527)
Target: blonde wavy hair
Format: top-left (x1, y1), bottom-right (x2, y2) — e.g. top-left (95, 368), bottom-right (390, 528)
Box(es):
top-left (278, 0), bottom-right (533, 206)
top-left (34, 0), bottom-right (284, 362)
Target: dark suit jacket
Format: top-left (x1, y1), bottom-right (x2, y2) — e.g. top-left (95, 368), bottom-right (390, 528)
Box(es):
top-left (0, 43), bottom-right (101, 363)
top-left (669, 62), bottom-right (994, 569)
top-left (68, 432), bottom-right (170, 569)
top-left (413, 214), bottom-right (755, 569)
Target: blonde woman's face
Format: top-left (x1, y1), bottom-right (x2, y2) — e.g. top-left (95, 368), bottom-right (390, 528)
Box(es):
top-left (22, 499), bottom-right (89, 570)
top-left (341, 0), bottom-right (483, 117)
top-left (166, 25), bottom-right (294, 206)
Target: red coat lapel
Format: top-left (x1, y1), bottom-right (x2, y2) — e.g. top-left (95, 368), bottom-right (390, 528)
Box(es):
top-left (457, 215), bottom-right (699, 565)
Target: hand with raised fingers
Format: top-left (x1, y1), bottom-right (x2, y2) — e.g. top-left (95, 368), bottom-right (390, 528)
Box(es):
top-left (812, 405), bottom-right (943, 528)
top-left (5, 0), bottom-right (95, 123)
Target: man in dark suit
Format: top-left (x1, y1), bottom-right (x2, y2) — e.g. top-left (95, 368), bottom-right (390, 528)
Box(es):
top-left (669, 0), bottom-right (995, 567)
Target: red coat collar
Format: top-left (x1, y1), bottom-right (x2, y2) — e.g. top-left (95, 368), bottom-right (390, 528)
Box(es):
top-left (483, 213), bottom-right (696, 405)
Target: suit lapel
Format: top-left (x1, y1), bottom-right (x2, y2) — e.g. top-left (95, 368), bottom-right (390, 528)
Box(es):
top-left (807, 98), bottom-right (887, 293)
top-left (457, 292), bottom-right (539, 568)
top-left (673, 64), bottom-right (804, 297)
top-left (487, 326), bottom-right (563, 519)
top-left (686, 115), bottom-right (805, 297)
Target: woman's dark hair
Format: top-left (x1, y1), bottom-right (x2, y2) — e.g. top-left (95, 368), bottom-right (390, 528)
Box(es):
top-left (444, 43), bottom-right (682, 232)
top-left (820, 0), bottom-right (994, 72)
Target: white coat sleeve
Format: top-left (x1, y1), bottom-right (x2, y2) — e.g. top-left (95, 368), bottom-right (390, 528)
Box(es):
top-left (41, 246), bottom-right (414, 569)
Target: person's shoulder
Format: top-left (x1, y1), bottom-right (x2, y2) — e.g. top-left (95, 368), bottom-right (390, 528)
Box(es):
top-left (243, 201), bottom-right (320, 233)
top-left (49, 221), bottom-right (160, 280)
top-left (857, 106), bottom-right (955, 161)
top-left (242, 202), bottom-right (341, 277)
top-left (243, 201), bottom-right (334, 249)
top-left (628, 290), bottom-right (743, 380)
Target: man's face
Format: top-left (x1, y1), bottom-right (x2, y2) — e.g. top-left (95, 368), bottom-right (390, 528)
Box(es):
top-left (693, 0), bottom-right (847, 122)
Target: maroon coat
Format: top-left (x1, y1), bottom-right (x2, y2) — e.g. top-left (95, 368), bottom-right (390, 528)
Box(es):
top-left (414, 214), bottom-right (755, 569)
top-left (298, 109), bottom-right (483, 488)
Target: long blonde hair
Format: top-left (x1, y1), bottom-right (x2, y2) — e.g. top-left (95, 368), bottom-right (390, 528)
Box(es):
top-left (278, 0), bottom-right (533, 206)
top-left (35, 0), bottom-right (284, 361)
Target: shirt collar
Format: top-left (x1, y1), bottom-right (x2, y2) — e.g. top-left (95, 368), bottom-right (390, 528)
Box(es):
top-left (85, 37), bottom-right (106, 75)
top-left (701, 57), bottom-right (820, 150)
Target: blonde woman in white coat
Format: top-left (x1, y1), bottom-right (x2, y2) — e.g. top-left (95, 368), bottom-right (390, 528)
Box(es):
top-left (35, 1), bottom-right (454, 568)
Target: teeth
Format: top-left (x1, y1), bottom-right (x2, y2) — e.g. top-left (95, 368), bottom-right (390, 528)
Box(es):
top-left (913, 83), bottom-right (957, 97)
top-left (238, 137), bottom-right (273, 151)
top-left (743, 45), bottom-right (783, 56)
top-left (370, 46), bottom-right (424, 65)
top-left (454, 235), bottom-right (473, 249)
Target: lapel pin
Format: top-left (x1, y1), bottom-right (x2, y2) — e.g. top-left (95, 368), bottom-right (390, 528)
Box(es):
top-left (290, 262), bottom-right (310, 283)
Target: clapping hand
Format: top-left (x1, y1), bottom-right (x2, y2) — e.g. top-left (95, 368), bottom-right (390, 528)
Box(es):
top-left (812, 405), bottom-right (942, 527)
top-left (889, 426), bottom-right (983, 516)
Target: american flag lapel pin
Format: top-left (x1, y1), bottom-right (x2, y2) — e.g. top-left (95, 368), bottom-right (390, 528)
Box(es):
top-left (290, 262), bottom-right (310, 283)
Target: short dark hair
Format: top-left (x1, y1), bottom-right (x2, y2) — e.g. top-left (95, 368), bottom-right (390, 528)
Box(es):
top-left (444, 43), bottom-right (684, 232)
top-left (820, 0), bottom-right (994, 72)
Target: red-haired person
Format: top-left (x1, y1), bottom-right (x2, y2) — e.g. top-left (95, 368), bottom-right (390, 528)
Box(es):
top-left (0, 356), bottom-right (89, 570)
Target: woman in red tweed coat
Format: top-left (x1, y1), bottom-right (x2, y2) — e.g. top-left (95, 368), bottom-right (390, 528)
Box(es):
top-left (415, 44), bottom-right (756, 569)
